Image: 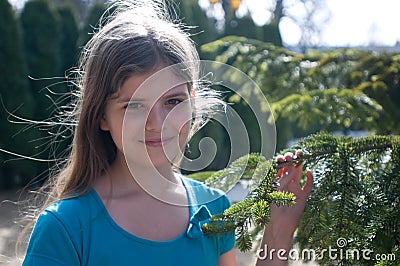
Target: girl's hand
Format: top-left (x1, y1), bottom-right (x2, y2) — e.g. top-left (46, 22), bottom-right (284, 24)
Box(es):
top-left (270, 150), bottom-right (313, 238)
top-left (256, 151), bottom-right (313, 265)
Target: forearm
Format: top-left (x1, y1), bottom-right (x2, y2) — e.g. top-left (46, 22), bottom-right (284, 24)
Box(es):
top-left (255, 223), bottom-right (294, 266)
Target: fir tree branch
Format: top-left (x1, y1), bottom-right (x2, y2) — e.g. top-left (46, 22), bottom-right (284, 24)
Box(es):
top-left (201, 133), bottom-right (400, 257)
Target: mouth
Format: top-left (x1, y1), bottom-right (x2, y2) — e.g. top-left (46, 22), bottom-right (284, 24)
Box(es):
top-left (140, 136), bottom-right (175, 147)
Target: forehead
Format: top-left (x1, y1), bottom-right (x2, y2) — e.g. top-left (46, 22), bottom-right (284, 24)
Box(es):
top-left (116, 67), bottom-right (190, 101)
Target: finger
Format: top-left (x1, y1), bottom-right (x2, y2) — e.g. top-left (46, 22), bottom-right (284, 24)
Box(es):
top-left (284, 163), bottom-right (302, 185)
top-left (274, 166), bottom-right (286, 183)
top-left (276, 167), bottom-right (295, 190)
top-left (277, 164), bottom-right (303, 190)
top-left (295, 150), bottom-right (303, 157)
top-left (293, 164), bottom-right (303, 183)
top-left (293, 150), bottom-right (304, 168)
top-left (275, 155), bottom-right (285, 178)
top-left (284, 152), bottom-right (293, 161)
top-left (302, 169), bottom-right (314, 196)
top-left (276, 155), bottom-right (285, 162)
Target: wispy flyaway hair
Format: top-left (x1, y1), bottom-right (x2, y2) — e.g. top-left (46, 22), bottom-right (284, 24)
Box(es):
top-left (17, 0), bottom-right (225, 256)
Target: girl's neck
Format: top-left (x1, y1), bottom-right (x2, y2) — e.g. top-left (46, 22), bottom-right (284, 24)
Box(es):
top-left (95, 153), bottom-right (186, 204)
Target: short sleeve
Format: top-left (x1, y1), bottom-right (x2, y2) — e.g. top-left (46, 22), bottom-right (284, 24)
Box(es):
top-left (23, 210), bottom-right (80, 266)
top-left (217, 195), bottom-right (236, 255)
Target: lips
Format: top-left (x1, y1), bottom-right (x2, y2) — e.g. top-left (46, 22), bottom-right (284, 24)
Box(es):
top-left (141, 136), bottom-right (174, 147)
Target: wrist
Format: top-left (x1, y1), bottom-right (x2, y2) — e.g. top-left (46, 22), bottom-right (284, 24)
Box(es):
top-left (264, 220), bottom-right (295, 245)
top-left (263, 229), bottom-right (293, 252)
top-left (256, 225), bottom-right (294, 266)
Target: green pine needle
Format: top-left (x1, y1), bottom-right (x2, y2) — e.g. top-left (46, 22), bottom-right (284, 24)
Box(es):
top-left (201, 133), bottom-right (400, 258)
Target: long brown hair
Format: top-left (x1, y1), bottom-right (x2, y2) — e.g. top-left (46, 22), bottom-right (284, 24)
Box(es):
top-left (17, 0), bottom-right (209, 256)
top-left (50, 0), bottom-right (201, 199)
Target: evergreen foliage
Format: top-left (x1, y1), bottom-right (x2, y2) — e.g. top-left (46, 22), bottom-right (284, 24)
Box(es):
top-left (177, 0), bottom-right (217, 52)
top-left (0, 0), bottom-right (36, 188)
top-left (79, 1), bottom-right (107, 46)
top-left (200, 152), bottom-right (296, 252)
top-left (0, 0), bottom-right (32, 116)
top-left (201, 36), bottom-right (400, 150)
top-left (221, 0), bottom-right (283, 46)
top-left (200, 133), bottom-right (400, 265)
top-left (56, 3), bottom-right (79, 74)
top-left (18, 0), bottom-right (69, 187)
top-left (184, 120), bottom-right (231, 171)
top-left (224, 16), bottom-right (259, 40)
top-left (20, 0), bottom-right (61, 120)
top-left (294, 134), bottom-right (400, 265)
top-left (261, 22), bottom-right (282, 47)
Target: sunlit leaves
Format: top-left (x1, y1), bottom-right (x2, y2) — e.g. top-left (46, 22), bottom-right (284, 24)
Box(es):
top-left (200, 133), bottom-right (400, 260)
top-left (201, 36), bottom-right (400, 136)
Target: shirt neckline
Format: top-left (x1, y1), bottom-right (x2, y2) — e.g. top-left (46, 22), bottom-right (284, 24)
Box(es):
top-left (89, 175), bottom-right (196, 246)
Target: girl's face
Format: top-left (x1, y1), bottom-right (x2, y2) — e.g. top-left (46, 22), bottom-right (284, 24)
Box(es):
top-left (100, 66), bottom-right (192, 171)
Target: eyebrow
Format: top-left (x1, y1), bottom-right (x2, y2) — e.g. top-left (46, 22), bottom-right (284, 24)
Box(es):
top-left (163, 91), bottom-right (189, 99)
top-left (118, 91), bottom-right (189, 103)
top-left (117, 97), bottom-right (145, 103)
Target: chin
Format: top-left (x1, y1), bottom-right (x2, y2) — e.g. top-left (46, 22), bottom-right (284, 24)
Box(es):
top-left (149, 153), bottom-right (177, 168)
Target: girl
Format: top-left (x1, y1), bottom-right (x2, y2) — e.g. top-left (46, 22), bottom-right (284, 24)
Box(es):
top-left (22, 1), bottom-right (313, 265)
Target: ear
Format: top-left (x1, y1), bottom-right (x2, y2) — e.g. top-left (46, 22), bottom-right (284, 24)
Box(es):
top-left (190, 88), bottom-right (196, 107)
top-left (100, 115), bottom-right (109, 131)
top-left (189, 89), bottom-right (197, 129)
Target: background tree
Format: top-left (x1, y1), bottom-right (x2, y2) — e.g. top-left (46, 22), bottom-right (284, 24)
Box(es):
top-left (19, 0), bottom-right (63, 185)
top-left (53, 0), bottom-right (89, 21)
top-left (50, 3), bottom-right (80, 165)
top-left (201, 36), bottom-right (399, 151)
top-left (206, 0), bottom-right (328, 47)
top-left (79, 1), bottom-right (107, 46)
top-left (0, 0), bottom-right (36, 189)
top-left (56, 3), bottom-right (79, 74)
top-left (295, 0), bottom-right (331, 50)
top-left (225, 15), bottom-right (259, 41)
top-left (267, 0), bottom-right (330, 48)
top-left (253, 0), bottom-right (282, 46)
top-left (176, 0), bottom-right (217, 54)
top-left (198, 133), bottom-right (400, 265)
top-left (2, 0), bottom-right (397, 190)
top-left (20, 0), bottom-right (62, 120)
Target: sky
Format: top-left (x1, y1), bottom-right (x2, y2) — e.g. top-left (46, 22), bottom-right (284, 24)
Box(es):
top-left (321, 0), bottom-right (400, 47)
top-left (252, 0), bottom-right (400, 46)
top-left (8, 0), bottom-right (400, 47)
top-left (204, 0), bottom-right (400, 47)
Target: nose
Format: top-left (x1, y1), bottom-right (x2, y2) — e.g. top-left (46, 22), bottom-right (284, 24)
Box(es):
top-left (145, 104), bottom-right (165, 132)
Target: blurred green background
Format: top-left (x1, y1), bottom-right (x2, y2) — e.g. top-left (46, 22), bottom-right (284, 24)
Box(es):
top-left (0, 0), bottom-right (399, 190)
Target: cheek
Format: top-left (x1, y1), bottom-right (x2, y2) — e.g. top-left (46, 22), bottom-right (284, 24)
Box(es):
top-left (170, 106), bottom-right (192, 135)
top-left (114, 112), bottom-right (144, 148)
top-left (177, 120), bottom-right (191, 154)
top-left (179, 121), bottom-right (191, 139)
top-left (123, 111), bottom-right (146, 132)
top-left (164, 106), bottom-right (191, 147)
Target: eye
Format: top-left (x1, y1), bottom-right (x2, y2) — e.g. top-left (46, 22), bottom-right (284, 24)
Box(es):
top-left (125, 102), bottom-right (144, 109)
top-left (166, 98), bottom-right (183, 105)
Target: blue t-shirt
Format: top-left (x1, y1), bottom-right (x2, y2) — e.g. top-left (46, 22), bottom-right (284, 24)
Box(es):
top-left (23, 176), bottom-right (235, 266)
